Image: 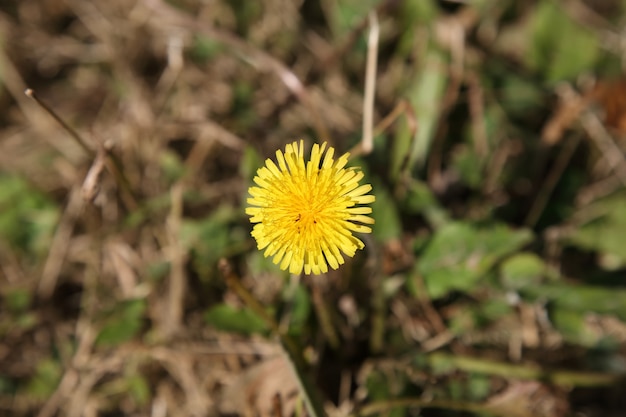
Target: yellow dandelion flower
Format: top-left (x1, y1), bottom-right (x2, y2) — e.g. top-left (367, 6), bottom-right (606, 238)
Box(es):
top-left (246, 140), bottom-right (375, 275)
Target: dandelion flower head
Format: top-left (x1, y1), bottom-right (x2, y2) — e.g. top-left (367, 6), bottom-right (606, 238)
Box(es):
top-left (246, 141), bottom-right (375, 275)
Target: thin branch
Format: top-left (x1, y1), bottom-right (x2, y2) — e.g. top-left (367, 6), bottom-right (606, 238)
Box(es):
top-left (161, 182), bottom-right (187, 339)
top-left (426, 352), bottom-right (624, 387)
top-left (38, 187), bottom-right (84, 298)
top-left (25, 89), bottom-right (94, 156)
top-left (361, 12), bottom-right (379, 155)
top-left (580, 109), bottom-right (626, 186)
top-left (24, 89), bottom-right (139, 210)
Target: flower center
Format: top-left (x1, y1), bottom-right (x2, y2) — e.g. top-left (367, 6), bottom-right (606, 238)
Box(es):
top-left (296, 209), bottom-right (319, 229)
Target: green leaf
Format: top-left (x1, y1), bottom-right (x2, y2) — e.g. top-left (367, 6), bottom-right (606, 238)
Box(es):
top-left (204, 304), bottom-right (269, 335)
top-left (400, 0), bottom-right (437, 25)
top-left (159, 150), bottom-right (187, 183)
top-left (419, 222), bottom-right (533, 298)
top-left (247, 250), bottom-right (286, 276)
top-left (147, 261), bottom-right (170, 282)
top-left (527, 1), bottom-right (600, 82)
top-left (181, 204), bottom-right (247, 278)
top-left (475, 298), bottom-right (514, 327)
top-left (403, 179), bottom-right (450, 229)
top-left (551, 307), bottom-right (602, 348)
top-left (0, 375), bottom-right (15, 395)
top-left (522, 283), bottom-right (626, 322)
top-left (96, 299), bottom-right (146, 347)
top-left (500, 252), bottom-right (546, 290)
top-left (26, 358), bottom-right (62, 400)
top-left (241, 144), bottom-right (263, 183)
top-left (365, 368), bottom-right (408, 417)
top-left (230, 0), bottom-right (262, 35)
top-left (328, 0), bottom-right (382, 38)
top-left (0, 175), bottom-right (58, 257)
top-left (451, 145), bottom-right (485, 189)
top-left (126, 374), bottom-right (151, 406)
top-left (15, 313), bottom-right (37, 331)
top-left (569, 193), bottom-right (626, 268)
top-left (448, 298), bottom-right (513, 335)
top-left (392, 48), bottom-right (448, 176)
top-left (5, 288), bottom-right (31, 313)
top-left (500, 75), bottom-right (546, 117)
top-left (190, 35), bottom-right (223, 63)
top-left (287, 285), bottom-right (311, 336)
top-left (370, 180), bottom-right (402, 242)
top-left (396, 0), bottom-right (438, 56)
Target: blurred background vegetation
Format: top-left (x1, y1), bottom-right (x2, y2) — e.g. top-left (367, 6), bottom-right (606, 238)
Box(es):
top-left (1, 0), bottom-right (626, 416)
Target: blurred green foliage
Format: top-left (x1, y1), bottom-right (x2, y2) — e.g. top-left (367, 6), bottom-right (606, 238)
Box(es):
top-left (370, 180), bottom-right (402, 241)
top-left (0, 175), bottom-right (58, 258)
top-left (418, 222), bottom-right (533, 298)
top-left (527, 1), bottom-right (600, 82)
top-left (25, 359), bottom-right (62, 401)
top-left (499, 252), bottom-right (546, 290)
top-left (204, 304), bottom-right (269, 335)
top-left (96, 299), bottom-right (146, 347)
top-left (181, 204), bottom-right (248, 280)
top-left (570, 193), bottom-right (626, 268)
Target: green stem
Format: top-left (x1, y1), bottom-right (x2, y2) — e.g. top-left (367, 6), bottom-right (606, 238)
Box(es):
top-left (426, 352), bottom-right (623, 387)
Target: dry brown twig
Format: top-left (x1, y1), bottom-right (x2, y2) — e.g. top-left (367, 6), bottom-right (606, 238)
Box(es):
top-left (25, 85), bottom-right (142, 299)
top-left (529, 81), bottom-right (626, 226)
top-left (545, 83), bottom-right (626, 186)
top-left (407, 272), bottom-right (455, 353)
top-left (151, 348), bottom-right (213, 415)
top-left (24, 87), bottom-right (139, 211)
top-left (580, 108), bottom-right (626, 186)
top-left (81, 148), bottom-right (107, 203)
top-left (154, 31), bottom-right (186, 115)
top-left (161, 182), bottom-right (187, 339)
top-left (36, 348), bottom-right (123, 417)
top-left (541, 83), bottom-right (593, 145)
top-left (25, 89), bottom-right (94, 156)
top-left (38, 186), bottom-right (84, 298)
top-left (360, 12), bottom-right (379, 156)
top-left (142, 0), bottom-right (331, 145)
top-left (0, 43), bottom-right (78, 161)
top-left (39, 228), bottom-right (105, 417)
top-left (576, 175), bottom-right (623, 206)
